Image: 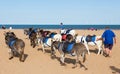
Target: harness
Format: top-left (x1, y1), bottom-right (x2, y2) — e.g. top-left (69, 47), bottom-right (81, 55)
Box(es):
top-left (29, 29), bottom-right (37, 36)
top-left (8, 38), bottom-right (16, 49)
top-left (62, 34), bottom-right (67, 41)
top-left (66, 29), bottom-right (72, 34)
top-left (66, 42), bottom-right (74, 52)
top-left (86, 35), bottom-right (96, 45)
top-left (43, 37), bottom-right (51, 47)
top-left (49, 33), bottom-right (55, 38)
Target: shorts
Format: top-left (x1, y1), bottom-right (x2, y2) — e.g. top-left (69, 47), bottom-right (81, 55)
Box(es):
top-left (104, 44), bottom-right (113, 50)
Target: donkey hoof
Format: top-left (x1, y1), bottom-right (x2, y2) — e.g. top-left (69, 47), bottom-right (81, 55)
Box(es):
top-left (20, 60), bottom-right (24, 62)
top-left (33, 46), bottom-right (36, 48)
top-left (72, 66), bottom-right (77, 69)
top-left (61, 63), bottom-right (66, 66)
top-left (21, 60), bottom-right (24, 62)
top-left (9, 57), bottom-right (13, 60)
top-left (85, 68), bottom-right (88, 70)
top-left (51, 55), bottom-right (56, 59)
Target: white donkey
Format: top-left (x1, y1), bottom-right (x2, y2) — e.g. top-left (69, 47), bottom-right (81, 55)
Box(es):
top-left (38, 33), bottom-right (62, 53)
top-left (75, 35), bottom-right (103, 55)
top-left (39, 37), bottom-right (52, 53)
top-left (60, 29), bottom-right (76, 37)
top-left (49, 33), bottom-right (62, 42)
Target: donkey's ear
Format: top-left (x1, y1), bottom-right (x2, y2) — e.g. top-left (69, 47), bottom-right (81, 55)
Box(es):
top-left (3, 31), bottom-right (7, 36)
top-left (11, 32), bottom-right (15, 35)
top-left (75, 34), bottom-right (78, 36)
top-left (74, 34), bottom-right (78, 38)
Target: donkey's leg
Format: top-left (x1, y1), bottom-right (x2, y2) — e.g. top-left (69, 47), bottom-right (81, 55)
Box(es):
top-left (8, 49), bottom-right (14, 60)
top-left (21, 48), bottom-right (25, 62)
top-left (82, 52), bottom-right (86, 63)
top-left (33, 40), bottom-right (36, 48)
top-left (84, 44), bottom-right (90, 55)
top-left (97, 47), bottom-right (101, 55)
top-left (40, 39), bottom-right (45, 53)
top-left (100, 46), bottom-right (103, 55)
top-left (51, 43), bottom-right (57, 59)
top-left (78, 52), bottom-right (88, 70)
top-left (19, 49), bottom-right (24, 62)
top-left (30, 39), bottom-right (32, 46)
top-left (21, 53), bottom-right (25, 62)
top-left (41, 42), bottom-right (45, 53)
top-left (58, 49), bottom-right (66, 65)
top-left (73, 55), bottom-right (80, 68)
top-left (36, 38), bottom-right (40, 46)
top-left (60, 54), bottom-right (66, 66)
top-left (51, 46), bottom-right (56, 56)
top-left (97, 45), bottom-right (102, 55)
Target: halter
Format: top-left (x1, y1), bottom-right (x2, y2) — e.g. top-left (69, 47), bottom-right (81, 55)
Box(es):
top-left (43, 37), bottom-right (51, 47)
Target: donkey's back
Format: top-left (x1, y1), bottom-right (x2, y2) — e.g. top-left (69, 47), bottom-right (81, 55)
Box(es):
top-left (14, 39), bottom-right (25, 49)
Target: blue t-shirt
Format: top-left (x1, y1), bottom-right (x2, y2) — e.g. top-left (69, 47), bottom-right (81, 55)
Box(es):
top-left (102, 29), bottom-right (115, 44)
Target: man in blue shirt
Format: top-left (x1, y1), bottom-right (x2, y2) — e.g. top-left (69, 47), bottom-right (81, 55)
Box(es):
top-left (97, 27), bottom-right (116, 57)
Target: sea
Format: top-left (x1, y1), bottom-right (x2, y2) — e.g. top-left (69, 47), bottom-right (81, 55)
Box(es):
top-left (0, 24), bottom-right (120, 29)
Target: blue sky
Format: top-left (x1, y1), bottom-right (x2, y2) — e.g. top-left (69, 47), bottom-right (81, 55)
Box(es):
top-left (0, 0), bottom-right (120, 24)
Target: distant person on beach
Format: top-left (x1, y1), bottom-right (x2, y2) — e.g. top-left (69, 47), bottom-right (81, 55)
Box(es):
top-left (97, 27), bottom-right (116, 57)
top-left (9, 26), bottom-right (12, 30)
top-left (60, 22), bottom-right (63, 29)
top-left (1, 25), bottom-right (6, 29)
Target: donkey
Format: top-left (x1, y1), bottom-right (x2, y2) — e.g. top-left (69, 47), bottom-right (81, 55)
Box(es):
top-left (24, 29), bottom-right (29, 36)
top-left (75, 35), bottom-right (103, 55)
top-left (60, 29), bottom-right (76, 37)
top-left (51, 40), bottom-right (88, 69)
top-left (28, 29), bottom-right (38, 48)
top-left (49, 32), bottom-right (62, 42)
top-left (4, 31), bottom-right (25, 62)
top-left (37, 30), bottom-right (62, 53)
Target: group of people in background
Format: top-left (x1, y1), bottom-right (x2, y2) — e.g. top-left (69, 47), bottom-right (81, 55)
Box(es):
top-left (1, 25), bottom-right (12, 30)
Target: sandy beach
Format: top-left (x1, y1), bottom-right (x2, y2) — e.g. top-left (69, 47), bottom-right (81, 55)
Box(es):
top-left (0, 29), bottom-right (120, 74)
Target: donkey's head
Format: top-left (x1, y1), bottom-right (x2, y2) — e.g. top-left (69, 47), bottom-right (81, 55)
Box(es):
top-left (4, 31), bottom-right (16, 44)
top-left (66, 34), bottom-right (74, 42)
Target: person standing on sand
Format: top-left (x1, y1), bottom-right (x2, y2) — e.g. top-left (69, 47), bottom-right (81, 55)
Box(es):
top-left (9, 26), bottom-right (12, 30)
top-left (60, 22), bottom-right (63, 29)
top-left (97, 27), bottom-right (116, 57)
top-left (1, 25), bottom-right (6, 29)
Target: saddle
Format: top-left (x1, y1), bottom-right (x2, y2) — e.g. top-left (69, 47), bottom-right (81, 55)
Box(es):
top-left (43, 37), bottom-right (49, 43)
top-left (62, 41), bottom-right (75, 53)
top-left (42, 31), bottom-right (50, 37)
top-left (8, 37), bottom-right (17, 49)
top-left (86, 35), bottom-right (96, 42)
top-left (29, 30), bottom-right (36, 35)
top-left (43, 37), bottom-right (51, 47)
top-left (49, 33), bottom-right (56, 38)
top-left (66, 29), bottom-right (72, 34)
top-left (61, 34), bottom-right (67, 41)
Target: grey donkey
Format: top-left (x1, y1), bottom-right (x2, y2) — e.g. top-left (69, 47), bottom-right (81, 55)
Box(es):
top-left (51, 41), bottom-right (88, 69)
top-left (4, 31), bottom-right (25, 62)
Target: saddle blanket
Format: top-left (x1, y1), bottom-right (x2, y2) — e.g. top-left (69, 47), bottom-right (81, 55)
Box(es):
top-left (66, 42), bottom-right (74, 52)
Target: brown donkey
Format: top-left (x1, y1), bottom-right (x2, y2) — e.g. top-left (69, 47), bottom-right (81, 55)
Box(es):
top-left (4, 31), bottom-right (25, 62)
